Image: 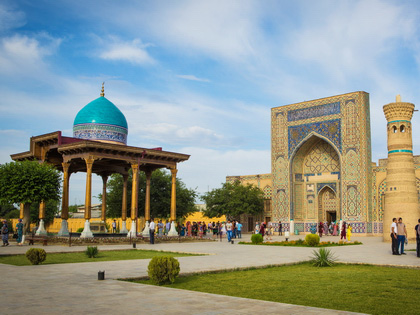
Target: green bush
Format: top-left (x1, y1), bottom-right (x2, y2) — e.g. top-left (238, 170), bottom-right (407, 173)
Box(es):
top-left (311, 248), bottom-right (337, 267)
top-left (25, 248), bottom-right (47, 265)
top-left (85, 246), bottom-right (99, 258)
top-left (305, 233), bottom-right (320, 247)
top-left (251, 233), bottom-right (263, 244)
top-left (295, 239), bottom-right (305, 245)
top-left (147, 256), bottom-right (180, 285)
top-left (76, 227), bottom-right (84, 233)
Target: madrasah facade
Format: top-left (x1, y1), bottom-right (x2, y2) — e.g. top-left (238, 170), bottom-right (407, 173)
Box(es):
top-left (227, 91), bottom-right (420, 241)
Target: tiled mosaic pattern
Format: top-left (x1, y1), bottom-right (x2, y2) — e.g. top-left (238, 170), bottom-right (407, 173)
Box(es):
top-left (73, 123), bottom-right (128, 144)
top-left (271, 92), bottom-right (372, 226)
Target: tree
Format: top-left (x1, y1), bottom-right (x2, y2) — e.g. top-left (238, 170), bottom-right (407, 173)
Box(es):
top-left (103, 169), bottom-right (197, 219)
top-left (201, 180), bottom-right (264, 220)
top-left (0, 160), bottom-right (61, 232)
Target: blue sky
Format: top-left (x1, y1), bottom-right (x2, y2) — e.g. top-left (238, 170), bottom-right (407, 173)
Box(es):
top-left (1, 0), bottom-right (420, 205)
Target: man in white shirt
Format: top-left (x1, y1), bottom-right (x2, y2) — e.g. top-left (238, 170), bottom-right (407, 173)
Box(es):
top-left (149, 219), bottom-right (156, 244)
top-left (390, 218), bottom-right (398, 255)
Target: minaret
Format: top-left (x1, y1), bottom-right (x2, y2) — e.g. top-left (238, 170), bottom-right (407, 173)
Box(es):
top-left (383, 95), bottom-right (420, 241)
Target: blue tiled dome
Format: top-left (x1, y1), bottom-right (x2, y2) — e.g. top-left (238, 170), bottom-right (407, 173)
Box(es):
top-left (73, 92), bottom-right (128, 145)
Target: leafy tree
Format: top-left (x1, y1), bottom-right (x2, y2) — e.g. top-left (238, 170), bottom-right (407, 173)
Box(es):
top-left (0, 160), bottom-right (61, 232)
top-left (201, 180), bottom-right (264, 220)
top-left (103, 169), bottom-right (197, 219)
top-left (68, 205), bottom-right (80, 213)
top-left (0, 202), bottom-right (16, 217)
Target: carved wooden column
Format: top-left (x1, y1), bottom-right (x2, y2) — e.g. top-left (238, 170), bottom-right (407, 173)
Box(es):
top-left (19, 203), bottom-right (24, 219)
top-left (58, 161), bottom-right (70, 236)
top-left (120, 174), bottom-right (129, 233)
top-left (170, 168), bottom-right (177, 221)
top-left (145, 170), bottom-right (152, 221)
top-left (168, 167), bottom-right (178, 236)
top-left (128, 163), bottom-right (139, 237)
top-left (142, 170), bottom-right (152, 236)
top-left (81, 157), bottom-right (95, 238)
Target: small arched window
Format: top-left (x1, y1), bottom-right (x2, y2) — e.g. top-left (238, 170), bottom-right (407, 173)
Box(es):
top-left (392, 126), bottom-right (397, 133)
top-left (400, 125), bottom-right (405, 133)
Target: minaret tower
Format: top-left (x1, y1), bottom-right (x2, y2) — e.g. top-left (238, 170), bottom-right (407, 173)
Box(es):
top-left (383, 95), bottom-right (420, 241)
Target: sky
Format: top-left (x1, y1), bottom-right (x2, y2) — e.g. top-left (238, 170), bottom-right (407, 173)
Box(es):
top-left (1, 0), bottom-right (420, 205)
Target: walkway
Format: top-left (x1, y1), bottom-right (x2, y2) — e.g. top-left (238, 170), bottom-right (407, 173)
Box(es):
top-left (1, 234), bottom-right (418, 314)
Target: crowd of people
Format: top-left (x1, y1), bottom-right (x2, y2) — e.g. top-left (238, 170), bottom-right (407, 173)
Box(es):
top-left (147, 219), bottom-right (243, 243)
top-left (314, 221), bottom-right (353, 241)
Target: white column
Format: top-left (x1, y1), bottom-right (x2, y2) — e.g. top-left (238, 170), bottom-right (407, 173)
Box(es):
top-left (57, 219), bottom-right (69, 236)
top-left (80, 220), bottom-right (93, 238)
top-left (142, 221), bottom-right (150, 237)
top-left (35, 219), bottom-right (47, 236)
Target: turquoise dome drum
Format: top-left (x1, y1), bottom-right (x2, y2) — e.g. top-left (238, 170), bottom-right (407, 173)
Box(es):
top-left (73, 88), bottom-right (128, 145)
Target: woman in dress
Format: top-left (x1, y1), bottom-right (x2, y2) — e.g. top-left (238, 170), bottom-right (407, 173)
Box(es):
top-left (318, 222), bottom-right (323, 237)
top-left (255, 222), bottom-right (260, 234)
top-left (341, 222), bottom-right (347, 240)
top-left (323, 221), bottom-right (329, 236)
top-left (16, 218), bottom-right (24, 246)
top-left (347, 224), bottom-right (352, 242)
top-left (220, 222), bottom-right (226, 241)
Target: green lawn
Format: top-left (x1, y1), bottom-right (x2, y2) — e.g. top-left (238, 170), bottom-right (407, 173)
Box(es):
top-left (0, 249), bottom-right (200, 266)
top-left (133, 263), bottom-right (420, 315)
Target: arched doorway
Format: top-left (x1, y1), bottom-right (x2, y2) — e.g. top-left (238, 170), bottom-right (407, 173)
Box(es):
top-left (290, 134), bottom-right (340, 222)
top-left (318, 186), bottom-right (337, 223)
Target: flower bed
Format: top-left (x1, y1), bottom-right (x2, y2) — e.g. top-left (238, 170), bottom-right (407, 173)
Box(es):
top-left (239, 239), bottom-right (362, 247)
top-left (34, 236), bottom-right (215, 246)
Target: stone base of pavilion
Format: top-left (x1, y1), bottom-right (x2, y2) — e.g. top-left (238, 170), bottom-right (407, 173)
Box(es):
top-left (35, 219), bottom-right (48, 236)
top-left (167, 221), bottom-right (178, 236)
top-left (80, 220), bottom-right (94, 238)
top-left (142, 221), bottom-right (150, 237)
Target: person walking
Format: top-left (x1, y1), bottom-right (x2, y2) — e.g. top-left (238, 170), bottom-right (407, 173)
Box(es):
top-left (158, 220), bottom-right (163, 236)
top-left (226, 220), bottom-right (233, 242)
top-left (1, 220), bottom-right (9, 246)
top-left (390, 218), bottom-right (399, 255)
top-left (236, 221), bottom-right (243, 239)
top-left (255, 221), bottom-right (260, 234)
top-left (278, 221), bottom-right (282, 236)
top-left (16, 219), bottom-right (24, 246)
top-left (340, 222), bottom-right (347, 240)
top-left (347, 224), bottom-right (352, 242)
top-left (415, 219), bottom-right (420, 258)
top-left (112, 220), bottom-right (117, 233)
top-left (149, 219), bottom-right (155, 244)
top-left (396, 217), bottom-right (407, 255)
top-left (318, 222), bottom-right (323, 237)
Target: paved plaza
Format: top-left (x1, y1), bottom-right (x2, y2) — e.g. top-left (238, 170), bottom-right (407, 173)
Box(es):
top-left (1, 234), bottom-right (419, 314)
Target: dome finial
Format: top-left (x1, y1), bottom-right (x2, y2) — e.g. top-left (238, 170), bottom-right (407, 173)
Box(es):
top-left (100, 82), bottom-right (105, 97)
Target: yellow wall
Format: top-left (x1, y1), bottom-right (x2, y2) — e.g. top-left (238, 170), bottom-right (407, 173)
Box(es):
top-left (184, 212), bottom-right (226, 224)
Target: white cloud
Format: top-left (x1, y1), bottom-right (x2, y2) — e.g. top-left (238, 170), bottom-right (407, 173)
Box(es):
top-left (0, 34), bottom-right (61, 81)
top-left (0, 3), bottom-right (26, 32)
top-left (99, 37), bottom-right (155, 65)
top-left (287, 0), bottom-right (415, 80)
top-left (177, 74), bottom-right (210, 82)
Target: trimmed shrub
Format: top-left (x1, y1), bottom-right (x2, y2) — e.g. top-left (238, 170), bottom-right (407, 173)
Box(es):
top-left (251, 233), bottom-right (263, 244)
top-left (76, 227), bottom-right (84, 233)
top-left (305, 233), bottom-right (320, 247)
top-left (148, 256), bottom-right (180, 285)
top-left (25, 248), bottom-right (47, 265)
top-left (311, 248), bottom-right (337, 267)
top-left (85, 246), bottom-right (99, 258)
